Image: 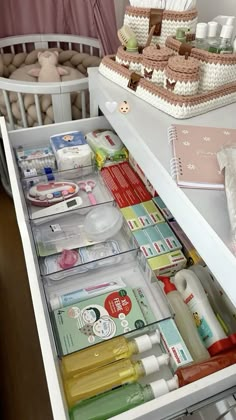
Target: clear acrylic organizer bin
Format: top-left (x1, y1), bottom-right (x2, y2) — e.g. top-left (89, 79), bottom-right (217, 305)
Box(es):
top-left (30, 202), bottom-right (138, 276)
top-left (21, 165), bottom-right (114, 221)
top-left (43, 250), bottom-right (173, 356)
top-left (38, 211), bottom-right (138, 279)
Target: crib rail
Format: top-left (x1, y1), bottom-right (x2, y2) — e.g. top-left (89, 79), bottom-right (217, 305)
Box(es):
top-left (0, 34), bottom-right (102, 129)
top-left (0, 77), bottom-right (89, 130)
top-left (0, 34), bottom-right (102, 57)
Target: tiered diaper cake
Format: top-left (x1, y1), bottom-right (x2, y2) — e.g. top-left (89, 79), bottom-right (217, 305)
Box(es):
top-left (99, 2), bottom-right (236, 119)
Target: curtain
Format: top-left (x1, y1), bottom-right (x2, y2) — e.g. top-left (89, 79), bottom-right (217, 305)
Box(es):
top-left (0, 0), bottom-right (119, 55)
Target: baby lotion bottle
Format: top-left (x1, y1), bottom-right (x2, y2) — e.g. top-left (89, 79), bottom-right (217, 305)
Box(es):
top-left (190, 265), bottom-right (236, 345)
top-left (174, 269), bottom-right (233, 356)
top-left (69, 376), bottom-right (179, 420)
top-left (65, 353), bottom-right (169, 407)
top-left (158, 276), bottom-right (210, 362)
top-left (61, 330), bottom-right (161, 379)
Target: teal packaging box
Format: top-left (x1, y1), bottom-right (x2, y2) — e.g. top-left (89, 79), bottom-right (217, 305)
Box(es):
top-left (52, 287), bottom-right (147, 355)
top-left (133, 227), bottom-right (169, 258)
top-left (152, 197), bottom-right (174, 221)
top-left (155, 223), bottom-right (182, 252)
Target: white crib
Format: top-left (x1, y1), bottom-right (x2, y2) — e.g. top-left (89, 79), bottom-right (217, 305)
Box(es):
top-left (0, 34), bottom-right (102, 130)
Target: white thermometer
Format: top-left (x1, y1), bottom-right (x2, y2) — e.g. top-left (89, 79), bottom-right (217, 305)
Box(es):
top-left (32, 196), bottom-right (83, 220)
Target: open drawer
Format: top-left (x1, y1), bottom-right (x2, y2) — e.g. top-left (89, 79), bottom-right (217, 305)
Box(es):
top-left (1, 115), bottom-right (236, 420)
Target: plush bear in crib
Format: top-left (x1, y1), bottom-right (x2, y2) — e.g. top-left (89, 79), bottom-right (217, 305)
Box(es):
top-left (28, 50), bottom-right (68, 82)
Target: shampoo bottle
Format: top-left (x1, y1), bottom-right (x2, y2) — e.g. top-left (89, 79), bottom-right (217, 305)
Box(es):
top-left (61, 330), bottom-right (160, 379)
top-left (69, 376), bottom-right (178, 420)
top-left (158, 276), bottom-right (210, 362)
top-left (174, 269), bottom-right (233, 356)
top-left (64, 353), bottom-right (169, 407)
top-left (190, 265), bottom-right (236, 345)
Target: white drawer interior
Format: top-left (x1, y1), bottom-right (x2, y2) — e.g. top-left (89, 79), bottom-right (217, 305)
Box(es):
top-left (2, 115), bottom-right (236, 420)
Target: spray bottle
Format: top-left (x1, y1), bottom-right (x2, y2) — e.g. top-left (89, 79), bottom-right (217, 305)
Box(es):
top-left (158, 276), bottom-right (210, 362)
top-left (174, 269), bottom-right (233, 356)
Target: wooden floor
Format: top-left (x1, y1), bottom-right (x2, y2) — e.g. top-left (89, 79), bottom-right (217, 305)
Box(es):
top-left (0, 185), bottom-right (53, 420)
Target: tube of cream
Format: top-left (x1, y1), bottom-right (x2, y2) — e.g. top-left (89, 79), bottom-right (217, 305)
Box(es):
top-left (49, 278), bottom-right (126, 310)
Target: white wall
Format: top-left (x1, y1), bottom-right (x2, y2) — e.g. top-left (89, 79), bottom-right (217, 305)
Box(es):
top-left (114, 0), bottom-right (129, 29)
top-left (197, 0), bottom-right (236, 21)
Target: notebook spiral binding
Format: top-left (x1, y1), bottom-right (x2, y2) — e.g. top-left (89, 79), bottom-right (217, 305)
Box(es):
top-left (168, 126), bottom-right (183, 179)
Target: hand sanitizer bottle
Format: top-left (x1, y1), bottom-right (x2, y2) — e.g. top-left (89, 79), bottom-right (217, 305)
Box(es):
top-left (65, 353), bottom-right (169, 407)
top-left (216, 24), bottom-right (234, 53)
top-left (193, 23), bottom-right (209, 50)
top-left (207, 21), bottom-right (219, 52)
top-left (69, 376), bottom-right (179, 420)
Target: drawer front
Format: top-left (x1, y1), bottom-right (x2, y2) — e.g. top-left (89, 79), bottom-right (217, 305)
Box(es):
top-left (2, 115), bottom-right (236, 420)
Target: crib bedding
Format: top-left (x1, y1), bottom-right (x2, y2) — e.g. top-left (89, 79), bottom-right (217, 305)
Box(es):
top-left (0, 49), bottom-right (101, 127)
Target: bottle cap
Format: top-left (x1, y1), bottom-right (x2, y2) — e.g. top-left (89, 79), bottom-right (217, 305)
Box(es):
top-left (196, 22), bottom-right (208, 39)
top-left (158, 276), bottom-right (177, 294)
top-left (226, 16), bottom-right (235, 26)
top-left (50, 296), bottom-right (60, 311)
top-left (208, 21), bottom-right (218, 37)
top-left (207, 337), bottom-right (233, 356)
top-left (134, 330), bottom-right (160, 353)
top-left (141, 353), bottom-right (169, 376)
top-left (150, 375), bottom-right (179, 398)
top-left (220, 24), bottom-right (234, 40)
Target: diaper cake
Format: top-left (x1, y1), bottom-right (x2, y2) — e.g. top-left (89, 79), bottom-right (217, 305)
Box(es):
top-left (99, 0), bottom-right (236, 119)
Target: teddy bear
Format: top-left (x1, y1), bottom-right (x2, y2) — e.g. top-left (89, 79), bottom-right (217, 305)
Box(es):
top-left (28, 50), bottom-right (68, 82)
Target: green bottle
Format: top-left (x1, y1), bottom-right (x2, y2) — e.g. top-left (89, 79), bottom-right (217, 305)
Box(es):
top-left (69, 377), bottom-right (178, 420)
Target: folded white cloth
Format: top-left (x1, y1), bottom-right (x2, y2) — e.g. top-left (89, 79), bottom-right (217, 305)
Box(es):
top-left (129, 0), bottom-right (197, 10)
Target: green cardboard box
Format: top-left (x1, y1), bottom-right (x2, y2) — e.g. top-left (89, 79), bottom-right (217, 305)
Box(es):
top-left (52, 287), bottom-right (147, 355)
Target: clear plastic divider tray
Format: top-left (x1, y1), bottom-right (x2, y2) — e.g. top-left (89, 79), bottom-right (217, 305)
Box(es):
top-left (31, 202), bottom-right (138, 277)
top-left (43, 250), bottom-right (173, 356)
top-left (21, 165), bottom-right (114, 221)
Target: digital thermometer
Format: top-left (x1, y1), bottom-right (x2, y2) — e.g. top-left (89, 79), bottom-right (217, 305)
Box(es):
top-left (32, 196), bottom-right (83, 219)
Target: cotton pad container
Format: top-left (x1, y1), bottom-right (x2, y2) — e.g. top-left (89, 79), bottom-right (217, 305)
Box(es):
top-left (84, 206), bottom-right (123, 241)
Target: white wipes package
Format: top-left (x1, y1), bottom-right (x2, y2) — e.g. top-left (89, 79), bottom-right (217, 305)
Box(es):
top-left (217, 147), bottom-right (236, 252)
top-left (50, 131), bottom-right (93, 171)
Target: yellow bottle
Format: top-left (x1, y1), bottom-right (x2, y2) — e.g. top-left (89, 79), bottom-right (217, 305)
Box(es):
top-left (64, 353), bottom-right (169, 407)
top-left (61, 330), bottom-right (160, 379)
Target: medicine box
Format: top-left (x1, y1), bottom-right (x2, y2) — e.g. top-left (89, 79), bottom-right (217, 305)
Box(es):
top-left (133, 227), bottom-right (169, 258)
top-left (52, 287), bottom-right (147, 355)
top-left (169, 221), bottom-right (204, 266)
top-left (156, 223), bottom-right (182, 252)
top-left (129, 154), bottom-right (157, 197)
top-left (158, 318), bottom-right (193, 372)
top-left (152, 196), bottom-right (174, 221)
top-left (121, 202), bottom-right (164, 231)
top-left (101, 166), bottom-right (141, 208)
top-left (148, 249), bottom-right (187, 277)
top-left (118, 162), bottom-right (152, 202)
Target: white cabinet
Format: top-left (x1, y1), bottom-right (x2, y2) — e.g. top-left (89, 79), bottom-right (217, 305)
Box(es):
top-left (1, 71), bottom-right (236, 419)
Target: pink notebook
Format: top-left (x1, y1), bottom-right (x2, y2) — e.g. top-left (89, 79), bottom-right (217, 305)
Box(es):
top-left (168, 124), bottom-right (236, 189)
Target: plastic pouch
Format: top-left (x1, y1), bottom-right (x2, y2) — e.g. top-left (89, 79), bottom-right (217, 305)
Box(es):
top-left (217, 146), bottom-right (236, 253)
